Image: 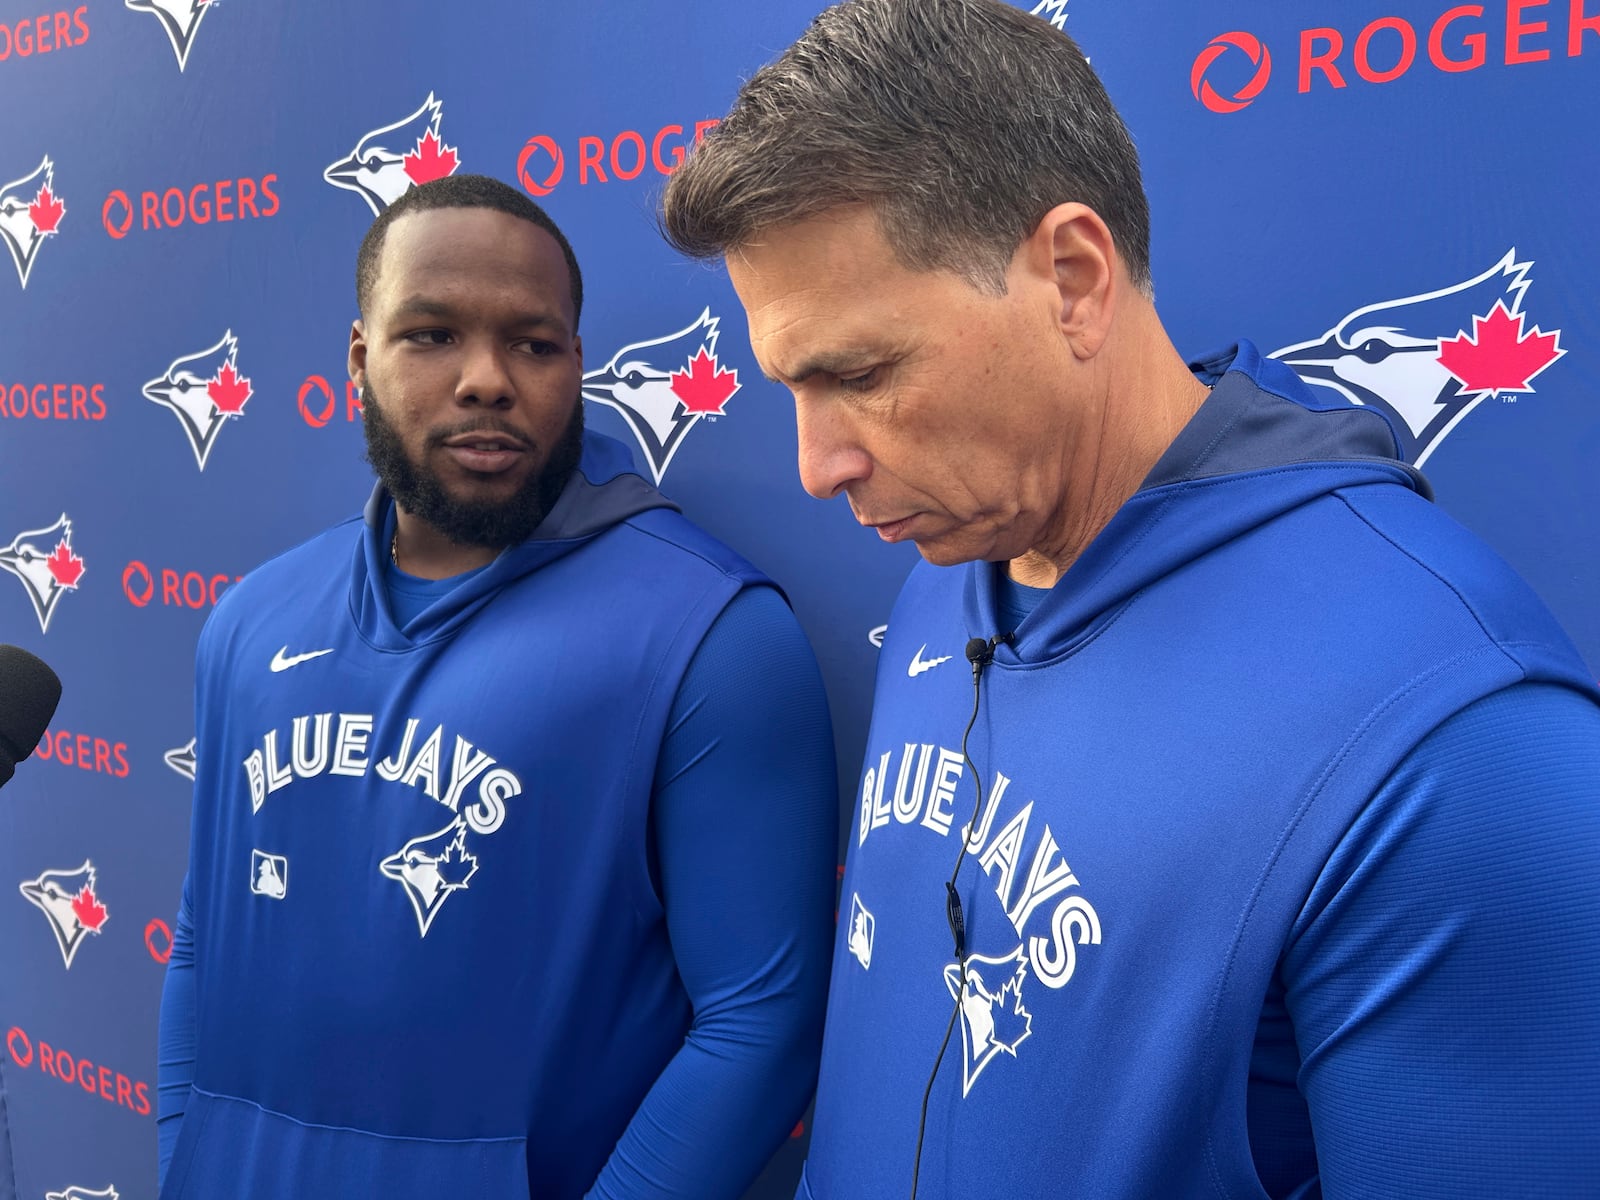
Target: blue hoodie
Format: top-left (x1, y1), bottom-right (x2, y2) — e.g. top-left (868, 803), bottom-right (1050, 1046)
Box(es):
top-left (165, 433), bottom-right (783, 1197)
top-left (798, 342), bottom-right (1600, 1199)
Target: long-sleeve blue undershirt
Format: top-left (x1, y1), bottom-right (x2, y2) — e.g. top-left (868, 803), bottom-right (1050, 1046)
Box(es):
top-left (159, 583), bottom-right (839, 1197)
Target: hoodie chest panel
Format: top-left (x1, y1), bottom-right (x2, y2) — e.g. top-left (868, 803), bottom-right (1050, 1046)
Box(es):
top-left (189, 542), bottom-right (726, 1133)
top-left (821, 505), bottom-right (1539, 1195)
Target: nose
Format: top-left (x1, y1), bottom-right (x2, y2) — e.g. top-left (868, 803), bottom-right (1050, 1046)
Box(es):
top-left (455, 340), bottom-right (515, 409)
top-left (794, 398), bottom-right (870, 501)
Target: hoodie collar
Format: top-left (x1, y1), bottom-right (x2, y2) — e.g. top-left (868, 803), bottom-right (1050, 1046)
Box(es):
top-left (350, 430), bottom-right (675, 650)
top-left (964, 340), bottom-right (1431, 665)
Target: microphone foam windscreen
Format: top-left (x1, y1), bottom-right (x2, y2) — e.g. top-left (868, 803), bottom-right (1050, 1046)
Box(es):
top-left (0, 644), bottom-right (64, 767)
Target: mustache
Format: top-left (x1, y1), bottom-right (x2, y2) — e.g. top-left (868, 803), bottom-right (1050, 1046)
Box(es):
top-left (425, 420), bottom-right (534, 450)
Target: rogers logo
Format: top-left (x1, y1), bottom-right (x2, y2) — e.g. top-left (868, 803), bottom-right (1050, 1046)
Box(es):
top-left (122, 560), bottom-right (242, 610)
top-left (102, 174), bottom-right (279, 240)
top-left (1, 382), bottom-right (105, 421)
top-left (297, 373), bottom-right (364, 428)
top-left (35, 729), bottom-right (130, 778)
top-left (517, 119), bottom-right (720, 197)
top-left (1194, 1), bottom-right (1600, 111)
top-left (5, 1026), bottom-right (151, 1117)
top-left (1191, 32), bottom-right (1272, 113)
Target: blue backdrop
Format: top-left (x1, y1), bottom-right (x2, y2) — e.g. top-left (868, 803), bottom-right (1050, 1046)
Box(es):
top-left (2, 2), bottom-right (1595, 1197)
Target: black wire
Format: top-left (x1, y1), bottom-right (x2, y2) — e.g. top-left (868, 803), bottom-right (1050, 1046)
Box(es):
top-left (909, 636), bottom-right (1006, 1199)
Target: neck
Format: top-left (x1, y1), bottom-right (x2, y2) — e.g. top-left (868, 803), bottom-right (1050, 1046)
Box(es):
top-left (1008, 317), bottom-right (1210, 590)
top-left (391, 510), bottom-right (499, 579)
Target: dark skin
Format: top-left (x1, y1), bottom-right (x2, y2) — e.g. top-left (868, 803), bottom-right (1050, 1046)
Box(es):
top-left (349, 207), bottom-right (583, 579)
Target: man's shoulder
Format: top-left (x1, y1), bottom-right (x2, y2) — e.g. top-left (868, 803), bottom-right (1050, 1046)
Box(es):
top-left (200, 516), bottom-right (363, 649)
top-left (1330, 483), bottom-right (1580, 660)
top-left (614, 506), bottom-right (771, 591)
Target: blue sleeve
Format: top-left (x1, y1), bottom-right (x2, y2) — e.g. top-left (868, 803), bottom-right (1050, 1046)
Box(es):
top-left (157, 878), bottom-right (197, 1189)
top-left (1281, 681), bottom-right (1600, 1197)
top-left (586, 585), bottom-right (839, 1200)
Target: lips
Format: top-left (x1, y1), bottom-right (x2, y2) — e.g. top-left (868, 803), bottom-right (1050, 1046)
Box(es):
top-left (861, 514), bottom-right (917, 542)
top-left (440, 431), bottom-right (529, 475)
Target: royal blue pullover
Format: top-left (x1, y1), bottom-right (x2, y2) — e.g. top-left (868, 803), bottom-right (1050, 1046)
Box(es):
top-left (799, 341), bottom-right (1600, 1199)
top-left (158, 432), bottom-right (837, 1199)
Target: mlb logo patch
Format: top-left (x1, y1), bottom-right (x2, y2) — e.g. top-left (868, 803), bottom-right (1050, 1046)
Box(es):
top-left (847, 892), bottom-right (875, 970)
top-left (250, 850), bottom-right (288, 899)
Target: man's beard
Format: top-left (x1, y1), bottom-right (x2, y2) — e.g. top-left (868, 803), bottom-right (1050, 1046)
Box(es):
top-left (361, 383), bottom-right (585, 549)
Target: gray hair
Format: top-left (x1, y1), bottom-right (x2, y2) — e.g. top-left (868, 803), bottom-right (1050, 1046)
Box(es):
top-left (660, 0), bottom-right (1152, 296)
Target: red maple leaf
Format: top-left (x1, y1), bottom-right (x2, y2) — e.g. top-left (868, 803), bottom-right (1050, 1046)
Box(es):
top-left (29, 184), bottom-right (65, 234)
top-left (1436, 301), bottom-right (1564, 396)
top-left (403, 130), bottom-right (460, 185)
top-left (47, 539), bottom-right (84, 588)
top-left (669, 348), bottom-right (740, 416)
top-left (71, 885), bottom-right (108, 932)
top-left (208, 359), bottom-right (253, 415)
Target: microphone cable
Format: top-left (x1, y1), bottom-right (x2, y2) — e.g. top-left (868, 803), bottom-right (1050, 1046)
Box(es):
top-left (909, 632), bottom-right (1012, 1200)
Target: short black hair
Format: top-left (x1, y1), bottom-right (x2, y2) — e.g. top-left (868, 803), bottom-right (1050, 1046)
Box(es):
top-left (355, 173), bottom-right (584, 328)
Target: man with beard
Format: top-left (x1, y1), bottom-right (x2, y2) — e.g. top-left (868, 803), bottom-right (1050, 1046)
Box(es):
top-left (156, 175), bottom-right (838, 1200)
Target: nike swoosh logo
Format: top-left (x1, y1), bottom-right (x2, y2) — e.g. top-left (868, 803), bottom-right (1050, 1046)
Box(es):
top-left (908, 644), bottom-right (953, 677)
top-left (270, 646), bottom-right (334, 673)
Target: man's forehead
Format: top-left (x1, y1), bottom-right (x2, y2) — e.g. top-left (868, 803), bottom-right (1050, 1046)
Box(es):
top-left (374, 208), bottom-right (574, 322)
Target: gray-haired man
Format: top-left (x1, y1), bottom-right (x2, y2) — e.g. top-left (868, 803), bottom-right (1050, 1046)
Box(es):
top-left (661, 1), bottom-right (1600, 1197)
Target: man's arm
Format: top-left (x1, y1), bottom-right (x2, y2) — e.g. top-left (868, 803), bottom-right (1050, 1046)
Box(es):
top-left (586, 585), bottom-right (839, 1200)
top-left (156, 879), bottom-right (196, 1190)
top-left (1283, 682), bottom-right (1600, 1196)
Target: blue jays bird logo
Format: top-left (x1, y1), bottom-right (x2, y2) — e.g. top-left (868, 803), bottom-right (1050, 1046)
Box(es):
top-left (324, 93), bottom-right (461, 217)
top-left (380, 818), bottom-right (480, 938)
top-left (166, 738), bottom-right (198, 781)
top-left (47, 1188), bottom-right (119, 1200)
top-left (1, 515), bottom-right (85, 634)
top-left (125, 0), bottom-right (212, 71)
top-left (0, 155), bottom-right (66, 289)
top-left (144, 331), bottom-right (254, 471)
top-left (943, 946), bottom-right (1034, 1096)
top-left (1029, 0), bottom-right (1070, 29)
top-left (1272, 251), bottom-right (1565, 468)
top-left (582, 309), bottom-right (742, 484)
top-left (20, 861), bottom-right (110, 970)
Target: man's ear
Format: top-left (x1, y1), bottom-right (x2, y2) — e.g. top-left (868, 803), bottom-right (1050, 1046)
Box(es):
top-left (1019, 202), bottom-right (1117, 359)
top-left (348, 320), bottom-right (367, 390)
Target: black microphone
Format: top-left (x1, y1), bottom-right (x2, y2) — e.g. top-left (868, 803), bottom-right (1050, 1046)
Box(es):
top-left (0, 645), bottom-right (63, 790)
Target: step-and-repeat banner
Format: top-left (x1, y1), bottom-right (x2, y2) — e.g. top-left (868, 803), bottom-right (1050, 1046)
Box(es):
top-left (3, 2), bottom-right (1595, 1197)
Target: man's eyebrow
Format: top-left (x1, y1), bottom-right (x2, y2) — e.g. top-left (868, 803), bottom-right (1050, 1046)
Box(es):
top-left (390, 296), bottom-right (570, 335)
top-left (767, 350), bottom-right (875, 385)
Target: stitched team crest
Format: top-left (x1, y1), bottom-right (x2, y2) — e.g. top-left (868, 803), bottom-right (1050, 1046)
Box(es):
top-left (943, 947), bottom-right (1034, 1096)
top-left (380, 818), bottom-right (480, 937)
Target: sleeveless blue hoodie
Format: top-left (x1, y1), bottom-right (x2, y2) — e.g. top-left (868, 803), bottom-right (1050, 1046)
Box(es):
top-left (166, 432), bottom-right (768, 1199)
top-left (799, 342), bottom-right (1599, 1199)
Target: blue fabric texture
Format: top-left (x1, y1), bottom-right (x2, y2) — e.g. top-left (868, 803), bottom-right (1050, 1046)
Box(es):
top-left (158, 431), bottom-right (837, 1199)
top-left (800, 341), bottom-right (1600, 1199)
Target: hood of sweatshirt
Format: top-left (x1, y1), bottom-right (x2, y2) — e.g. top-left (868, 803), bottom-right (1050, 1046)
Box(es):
top-left (350, 430), bottom-right (674, 650)
top-left (966, 339), bottom-right (1432, 665)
